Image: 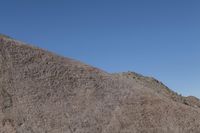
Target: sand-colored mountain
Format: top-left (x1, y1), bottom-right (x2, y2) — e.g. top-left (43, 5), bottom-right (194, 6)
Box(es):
top-left (0, 35), bottom-right (200, 133)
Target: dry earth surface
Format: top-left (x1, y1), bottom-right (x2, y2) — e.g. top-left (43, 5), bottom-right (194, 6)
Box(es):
top-left (1, 35), bottom-right (200, 133)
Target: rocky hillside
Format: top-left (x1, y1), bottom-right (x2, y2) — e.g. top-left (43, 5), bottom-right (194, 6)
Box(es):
top-left (0, 35), bottom-right (200, 133)
top-left (114, 72), bottom-right (200, 108)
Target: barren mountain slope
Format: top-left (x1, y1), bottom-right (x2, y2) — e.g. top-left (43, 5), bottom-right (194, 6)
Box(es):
top-left (114, 72), bottom-right (200, 108)
top-left (1, 36), bottom-right (200, 133)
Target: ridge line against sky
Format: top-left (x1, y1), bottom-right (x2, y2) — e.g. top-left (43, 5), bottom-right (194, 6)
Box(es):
top-left (1, 0), bottom-right (200, 98)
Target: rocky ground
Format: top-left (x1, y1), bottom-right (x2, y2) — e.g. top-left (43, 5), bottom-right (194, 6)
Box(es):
top-left (1, 35), bottom-right (200, 133)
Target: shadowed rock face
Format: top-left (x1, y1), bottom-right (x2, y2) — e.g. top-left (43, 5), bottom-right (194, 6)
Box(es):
top-left (0, 35), bottom-right (200, 133)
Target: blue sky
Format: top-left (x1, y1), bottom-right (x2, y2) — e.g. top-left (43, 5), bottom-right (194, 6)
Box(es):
top-left (1, 0), bottom-right (200, 97)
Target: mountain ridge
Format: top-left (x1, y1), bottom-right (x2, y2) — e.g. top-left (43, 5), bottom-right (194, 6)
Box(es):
top-left (1, 35), bottom-right (200, 133)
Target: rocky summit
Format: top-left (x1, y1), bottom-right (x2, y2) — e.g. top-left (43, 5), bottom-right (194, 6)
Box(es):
top-left (1, 35), bottom-right (200, 133)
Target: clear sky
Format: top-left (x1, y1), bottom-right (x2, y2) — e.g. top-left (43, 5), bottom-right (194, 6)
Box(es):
top-left (1, 0), bottom-right (200, 98)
